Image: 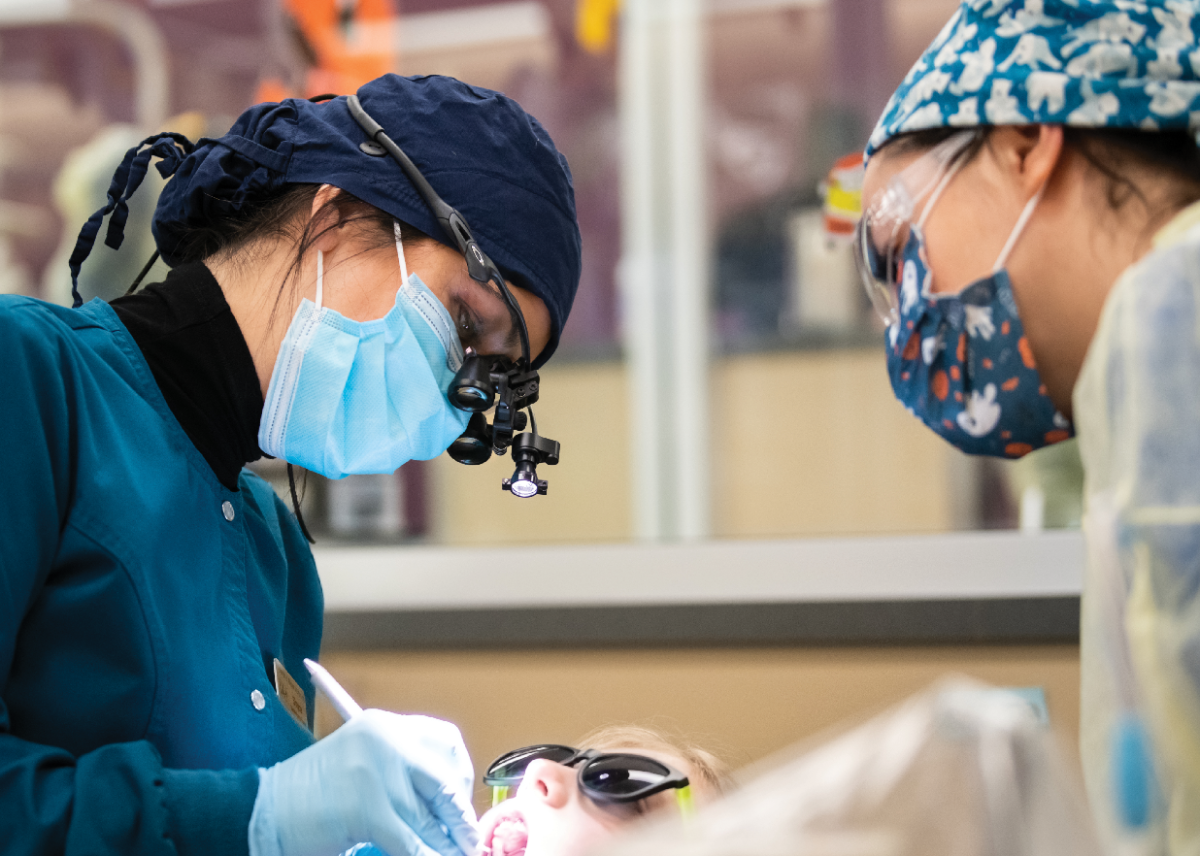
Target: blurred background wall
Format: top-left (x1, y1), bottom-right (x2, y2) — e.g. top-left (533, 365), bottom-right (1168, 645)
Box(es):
top-left (429, 349), bottom-right (973, 544)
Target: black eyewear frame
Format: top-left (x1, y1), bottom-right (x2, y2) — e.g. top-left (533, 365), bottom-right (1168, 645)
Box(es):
top-left (483, 744), bottom-right (691, 807)
top-left (345, 94), bottom-right (559, 494)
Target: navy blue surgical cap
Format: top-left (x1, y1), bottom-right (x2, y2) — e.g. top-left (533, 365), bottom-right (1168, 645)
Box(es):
top-left (74, 74), bottom-right (582, 366)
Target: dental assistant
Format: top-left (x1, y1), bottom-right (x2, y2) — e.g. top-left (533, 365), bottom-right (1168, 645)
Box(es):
top-left (0, 74), bottom-right (581, 856)
top-left (858, 0), bottom-right (1200, 850)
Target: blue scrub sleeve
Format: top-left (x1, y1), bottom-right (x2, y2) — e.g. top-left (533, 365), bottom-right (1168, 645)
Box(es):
top-left (1, 735), bottom-right (257, 855)
top-left (0, 304), bottom-right (257, 856)
top-left (164, 766), bottom-right (261, 855)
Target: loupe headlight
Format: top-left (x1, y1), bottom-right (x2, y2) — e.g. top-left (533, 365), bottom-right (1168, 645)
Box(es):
top-left (502, 433), bottom-right (559, 498)
top-left (505, 461), bottom-right (543, 498)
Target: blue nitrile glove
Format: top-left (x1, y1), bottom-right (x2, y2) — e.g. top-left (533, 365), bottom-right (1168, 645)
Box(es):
top-left (249, 710), bottom-right (478, 856)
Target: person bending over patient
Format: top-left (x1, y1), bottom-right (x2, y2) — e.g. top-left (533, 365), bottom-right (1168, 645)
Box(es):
top-left (477, 725), bottom-right (724, 856)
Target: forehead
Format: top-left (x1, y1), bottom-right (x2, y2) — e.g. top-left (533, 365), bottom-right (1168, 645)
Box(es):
top-left (603, 744), bottom-right (687, 770)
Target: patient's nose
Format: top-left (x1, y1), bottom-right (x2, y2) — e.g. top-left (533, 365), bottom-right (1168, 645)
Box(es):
top-left (517, 758), bottom-right (575, 809)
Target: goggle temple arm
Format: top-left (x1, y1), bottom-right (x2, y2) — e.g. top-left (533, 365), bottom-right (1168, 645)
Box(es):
top-left (674, 784), bottom-right (695, 820)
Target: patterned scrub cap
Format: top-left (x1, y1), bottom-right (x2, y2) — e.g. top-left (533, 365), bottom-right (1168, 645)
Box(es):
top-left (865, 0), bottom-right (1200, 160)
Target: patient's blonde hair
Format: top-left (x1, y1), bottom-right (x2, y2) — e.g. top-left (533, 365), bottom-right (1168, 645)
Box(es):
top-left (575, 724), bottom-right (728, 796)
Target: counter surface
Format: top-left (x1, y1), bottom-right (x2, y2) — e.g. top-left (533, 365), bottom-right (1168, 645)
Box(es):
top-left (316, 530), bottom-right (1083, 649)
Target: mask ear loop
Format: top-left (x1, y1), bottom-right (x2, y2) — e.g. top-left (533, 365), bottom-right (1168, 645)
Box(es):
top-left (916, 153), bottom-right (967, 231)
top-left (288, 247), bottom-right (323, 545)
top-left (905, 154), bottom-right (968, 303)
top-left (991, 187), bottom-right (1044, 272)
top-left (315, 249), bottom-right (325, 310)
top-left (394, 221), bottom-right (409, 283)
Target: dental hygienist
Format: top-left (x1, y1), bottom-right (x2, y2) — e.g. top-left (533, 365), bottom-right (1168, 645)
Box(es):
top-left (859, 0), bottom-right (1200, 850)
top-left (0, 74), bottom-right (580, 856)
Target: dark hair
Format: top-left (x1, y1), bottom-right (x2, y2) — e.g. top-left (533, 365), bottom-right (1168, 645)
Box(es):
top-left (1063, 127), bottom-right (1200, 212)
top-left (879, 125), bottom-right (1200, 218)
top-left (175, 183), bottom-right (430, 279)
top-left (882, 126), bottom-right (988, 160)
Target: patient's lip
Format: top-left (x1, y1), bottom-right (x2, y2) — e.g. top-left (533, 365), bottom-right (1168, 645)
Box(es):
top-left (478, 802), bottom-right (529, 856)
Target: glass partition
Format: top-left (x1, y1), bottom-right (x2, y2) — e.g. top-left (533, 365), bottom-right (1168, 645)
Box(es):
top-left (0, 0), bottom-right (1082, 546)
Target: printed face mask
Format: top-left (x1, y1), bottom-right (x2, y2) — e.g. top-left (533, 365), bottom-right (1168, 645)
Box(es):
top-left (258, 224), bottom-right (470, 479)
top-left (885, 187), bottom-right (1073, 458)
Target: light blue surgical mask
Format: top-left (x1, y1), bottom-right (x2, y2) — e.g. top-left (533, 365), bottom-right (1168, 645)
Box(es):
top-left (258, 224), bottom-right (470, 479)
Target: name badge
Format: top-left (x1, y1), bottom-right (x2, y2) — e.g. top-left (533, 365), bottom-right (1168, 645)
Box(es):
top-left (274, 658), bottom-right (309, 730)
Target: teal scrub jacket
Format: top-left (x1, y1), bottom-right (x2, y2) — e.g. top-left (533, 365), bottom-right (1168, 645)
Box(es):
top-left (0, 295), bottom-right (323, 855)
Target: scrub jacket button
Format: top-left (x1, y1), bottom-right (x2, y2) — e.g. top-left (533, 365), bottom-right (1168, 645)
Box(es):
top-left (222, 501), bottom-right (235, 522)
top-left (251, 689), bottom-right (266, 711)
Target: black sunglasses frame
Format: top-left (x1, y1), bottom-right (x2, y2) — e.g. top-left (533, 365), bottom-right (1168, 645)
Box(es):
top-left (483, 743), bottom-right (690, 805)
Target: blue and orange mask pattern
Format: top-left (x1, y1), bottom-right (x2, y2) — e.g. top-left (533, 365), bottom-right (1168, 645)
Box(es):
top-left (857, 132), bottom-right (1073, 458)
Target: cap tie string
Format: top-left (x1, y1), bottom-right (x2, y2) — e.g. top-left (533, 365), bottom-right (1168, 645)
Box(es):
top-left (68, 131), bottom-right (195, 307)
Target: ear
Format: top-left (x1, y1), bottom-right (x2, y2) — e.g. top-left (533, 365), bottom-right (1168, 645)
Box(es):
top-left (516, 759), bottom-right (574, 810)
top-left (990, 124), bottom-right (1063, 198)
top-left (309, 184), bottom-right (346, 254)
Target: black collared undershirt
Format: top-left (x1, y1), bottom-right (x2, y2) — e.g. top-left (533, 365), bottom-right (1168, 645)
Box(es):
top-left (110, 262), bottom-right (264, 491)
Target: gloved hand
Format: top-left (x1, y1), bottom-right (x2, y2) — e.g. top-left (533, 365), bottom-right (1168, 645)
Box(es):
top-left (249, 709), bottom-right (478, 856)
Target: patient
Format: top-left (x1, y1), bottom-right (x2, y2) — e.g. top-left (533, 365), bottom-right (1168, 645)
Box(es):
top-left (477, 725), bottom-right (725, 856)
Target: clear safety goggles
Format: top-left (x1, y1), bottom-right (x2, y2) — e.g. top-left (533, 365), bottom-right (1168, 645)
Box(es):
top-left (854, 131), bottom-right (977, 325)
top-left (483, 743), bottom-right (694, 817)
